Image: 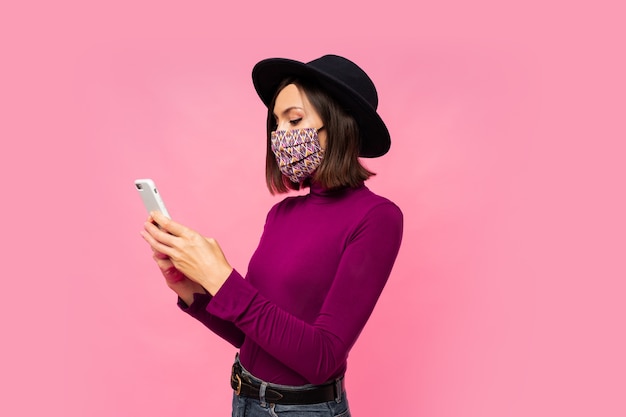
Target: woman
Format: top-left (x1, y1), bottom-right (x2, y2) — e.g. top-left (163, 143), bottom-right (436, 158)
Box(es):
top-left (141, 54), bottom-right (403, 416)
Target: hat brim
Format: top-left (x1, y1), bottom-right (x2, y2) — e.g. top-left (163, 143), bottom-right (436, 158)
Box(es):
top-left (252, 58), bottom-right (390, 158)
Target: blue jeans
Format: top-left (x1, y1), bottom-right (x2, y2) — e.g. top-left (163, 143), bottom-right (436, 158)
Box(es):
top-left (231, 358), bottom-right (351, 417)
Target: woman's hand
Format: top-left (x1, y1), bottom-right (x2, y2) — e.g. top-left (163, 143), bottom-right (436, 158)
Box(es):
top-left (149, 249), bottom-right (205, 305)
top-left (140, 211), bottom-right (233, 296)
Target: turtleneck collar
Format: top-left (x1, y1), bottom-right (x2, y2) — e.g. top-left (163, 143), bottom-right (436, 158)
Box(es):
top-left (307, 181), bottom-right (366, 203)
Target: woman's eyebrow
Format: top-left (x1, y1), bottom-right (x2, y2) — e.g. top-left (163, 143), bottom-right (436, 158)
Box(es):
top-left (272, 106), bottom-right (304, 119)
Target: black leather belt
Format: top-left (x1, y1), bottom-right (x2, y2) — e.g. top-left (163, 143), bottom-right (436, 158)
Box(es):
top-left (231, 361), bottom-right (344, 405)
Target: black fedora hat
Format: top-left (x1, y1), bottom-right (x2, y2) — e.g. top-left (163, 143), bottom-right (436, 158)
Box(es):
top-left (252, 54), bottom-right (390, 158)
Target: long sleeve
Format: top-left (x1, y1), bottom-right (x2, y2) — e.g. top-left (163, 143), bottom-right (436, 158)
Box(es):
top-left (177, 291), bottom-right (245, 348)
top-left (206, 201), bottom-right (403, 384)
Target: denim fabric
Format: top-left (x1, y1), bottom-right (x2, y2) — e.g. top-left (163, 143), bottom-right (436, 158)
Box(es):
top-left (232, 392), bottom-right (351, 417)
top-left (231, 357), bottom-right (351, 417)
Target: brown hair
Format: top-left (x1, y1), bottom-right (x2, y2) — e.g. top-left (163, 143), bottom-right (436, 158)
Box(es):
top-left (265, 77), bottom-right (375, 194)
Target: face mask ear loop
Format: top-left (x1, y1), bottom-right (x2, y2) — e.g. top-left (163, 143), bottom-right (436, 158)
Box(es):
top-left (316, 126), bottom-right (325, 133)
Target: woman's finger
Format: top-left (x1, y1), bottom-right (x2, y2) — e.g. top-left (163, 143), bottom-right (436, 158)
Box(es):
top-left (141, 226), bottom-right (175, 258)
top-left (143, 220), bottom-right (180, 248)
top-left (153, 250), bottom-right (169, 260)
top-left (153, 253), bottom-right (174, 270)
top-left (151, 211), bottom-right (191, 238)
top-left (153, 255), bottom-right (186, 283)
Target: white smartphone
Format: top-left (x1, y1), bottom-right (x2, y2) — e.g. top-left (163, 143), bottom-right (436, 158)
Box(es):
top-left (134, 178), bottom-right (171, 218)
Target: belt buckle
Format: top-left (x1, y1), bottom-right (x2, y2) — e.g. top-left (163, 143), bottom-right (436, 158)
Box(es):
top-left (234, 374), bottom-right (242, 396)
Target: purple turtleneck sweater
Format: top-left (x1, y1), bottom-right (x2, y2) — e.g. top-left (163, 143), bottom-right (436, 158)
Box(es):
top-left (179, 182), bottom-right (403, 386)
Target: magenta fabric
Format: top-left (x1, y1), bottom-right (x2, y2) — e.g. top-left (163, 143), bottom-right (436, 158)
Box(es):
top-left (179, 182), bottom-right (403, 385)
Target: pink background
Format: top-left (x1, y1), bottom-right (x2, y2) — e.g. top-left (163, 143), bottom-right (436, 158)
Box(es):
top-left (2, 1), bottom-right (625, 416)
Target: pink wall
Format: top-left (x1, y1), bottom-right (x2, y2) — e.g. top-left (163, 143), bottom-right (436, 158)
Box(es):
top-left (2, 1), bottom-right (625, 416)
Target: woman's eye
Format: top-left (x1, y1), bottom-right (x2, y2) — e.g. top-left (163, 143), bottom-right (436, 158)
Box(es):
top-left (289, 118), bottom-right (302, 126)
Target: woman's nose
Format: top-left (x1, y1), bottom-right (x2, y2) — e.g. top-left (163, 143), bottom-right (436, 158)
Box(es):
top-left (275, 121), bottom-right (291, 131)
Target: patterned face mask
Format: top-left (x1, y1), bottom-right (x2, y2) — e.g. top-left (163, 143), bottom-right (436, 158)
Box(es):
top-left (270, 127), bottom-right (325, 183)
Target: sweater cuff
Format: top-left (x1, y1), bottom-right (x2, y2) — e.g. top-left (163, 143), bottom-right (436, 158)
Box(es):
top-left (207, 269), bottom-right (258, 322)
top-left (177, 291), bottom-right (212, 315)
